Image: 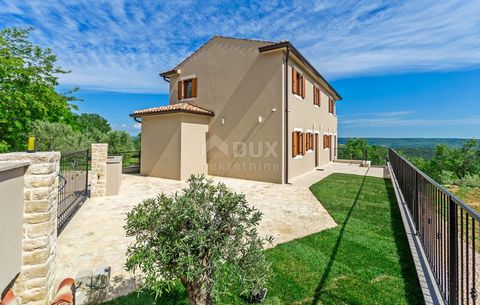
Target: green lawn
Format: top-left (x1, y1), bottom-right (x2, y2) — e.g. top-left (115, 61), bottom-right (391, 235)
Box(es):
top-left (99, 173), bottom-right (423, 305)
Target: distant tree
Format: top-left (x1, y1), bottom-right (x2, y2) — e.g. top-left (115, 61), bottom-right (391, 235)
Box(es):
top-left (107, 130), bottom-right (135, 154)
top-left (125, 175), bottom-right (272, 305)
top-left (409, 139), bottom-right (480, 187)
top-left (133, 133), bottom-right (141, 151)
top-left (0, 27), bottom-right (78, 152)
top-left (30, 121), bottom-right (89, 152)
top-left (344, 138), bottom-right (369, 160)
top-left (368, 145), bottom-right (388, 165)
top-left (74, 113), bottom-right (111, 134)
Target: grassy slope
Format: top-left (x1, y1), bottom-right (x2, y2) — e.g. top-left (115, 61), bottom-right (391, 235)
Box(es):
top-left (449, 186), bottom-right (480, 212)
top-left (100, 173), bottom-right (423, 305)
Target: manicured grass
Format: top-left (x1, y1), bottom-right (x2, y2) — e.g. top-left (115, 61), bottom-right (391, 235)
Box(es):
top-left (100, 173), bottom-right (423, 305)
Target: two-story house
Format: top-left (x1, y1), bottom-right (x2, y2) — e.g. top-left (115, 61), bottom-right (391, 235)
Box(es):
top-left (131, 36), bottom-right (341, 184)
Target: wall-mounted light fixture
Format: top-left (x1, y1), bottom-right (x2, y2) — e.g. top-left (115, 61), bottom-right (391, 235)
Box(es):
top-left (221, 118), bottom-right (225, 125)
top-left (258, 116), bottom-right (262, 123)
top-left (271, 108), bottom-right (277, 112)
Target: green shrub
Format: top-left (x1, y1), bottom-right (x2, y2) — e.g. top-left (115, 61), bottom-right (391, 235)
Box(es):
top-left (124, 175), bottom-right (272, 305)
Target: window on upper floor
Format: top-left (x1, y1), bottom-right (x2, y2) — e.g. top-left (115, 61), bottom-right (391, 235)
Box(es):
top-left (313, 85), bottom-right (321, 106)
top-left (328, 97), bottom-right (335, 114)
top-left (292, 67), bottom-right (305, 98)
top-left (177, 78), bottom-right (197, 100)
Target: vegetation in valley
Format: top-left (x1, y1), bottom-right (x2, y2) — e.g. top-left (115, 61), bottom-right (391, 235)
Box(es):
top-left (406, 139), bottom-right (480, 208)
top-left (337, 138), bottom-right (388, 165)
top-left (100, 174), bottom-right (423, 305)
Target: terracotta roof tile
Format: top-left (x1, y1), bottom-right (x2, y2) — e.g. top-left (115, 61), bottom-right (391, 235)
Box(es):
top-left (131, 103), bottom-right (214, 117)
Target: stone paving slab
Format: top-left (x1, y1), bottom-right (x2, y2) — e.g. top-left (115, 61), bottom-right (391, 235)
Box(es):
top-left (290, 162), bottom-right (388, 187)
top-left (55, 162), bottom-right (380, 301)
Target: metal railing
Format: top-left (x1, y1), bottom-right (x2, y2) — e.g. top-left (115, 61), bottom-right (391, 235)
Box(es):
top-left (389, 148), bottom-right (479, 305)
top-left (335, 147), bottom-right (368, 161)
top-left (112, 150), bottom-right (141, 174)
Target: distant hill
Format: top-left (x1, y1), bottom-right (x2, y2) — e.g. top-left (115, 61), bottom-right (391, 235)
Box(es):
top-left (338, 138), bottom-right (478, 159)
top-left (338, 138), bottom-right (476, 148)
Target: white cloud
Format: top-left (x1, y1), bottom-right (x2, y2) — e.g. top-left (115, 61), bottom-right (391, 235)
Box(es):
top-left (1, 0), bottom-right (479, 93)
top-left (133, 123), bottom-right (141, 130)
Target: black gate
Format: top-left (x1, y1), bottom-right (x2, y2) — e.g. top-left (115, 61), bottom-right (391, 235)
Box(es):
top-left (57, 149), bottom-right (89, 235)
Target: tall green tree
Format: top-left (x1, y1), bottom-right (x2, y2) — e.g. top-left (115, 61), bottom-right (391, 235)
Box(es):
top-left (0, 27), bottom-right (77, 152)
top-left (30, 121), bottom-right (89, 152)
top-left (107, 130), bottom-right (135, 154)
top-left (74, 113), bottom-right (111, 134)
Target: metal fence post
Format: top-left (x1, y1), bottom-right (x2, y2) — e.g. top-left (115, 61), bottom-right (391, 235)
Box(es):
top-left (414, 171), bottom-right (419, 235)
top-left (448, 196), bottom-right (458, 305)
top-left (86, 149), bottom-right (90, 197)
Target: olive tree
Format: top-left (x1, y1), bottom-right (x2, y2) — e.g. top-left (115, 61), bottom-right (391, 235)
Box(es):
top-left (124, 175), bottom-right (272, 305)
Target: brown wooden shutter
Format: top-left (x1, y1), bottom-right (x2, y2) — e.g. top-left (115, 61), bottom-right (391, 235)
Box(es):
top-left (323, 135), bottom-right (326, 149)
top-left (313, 87), bottom-right (317, 105)
top-left (302, 132), bottom-right (306, 155)
top-left (318, 89), bottom-right (321, 106)
top-left (192, 78), bottom-right (197, 97)
top-left (292, 132), bottom-right (297, 157)
top-left (301, 75), bottom-right (306, 98)
top-left (177, 81), bottom-right (183, 100)
top-left (292, 67), bottom-right (297, 94)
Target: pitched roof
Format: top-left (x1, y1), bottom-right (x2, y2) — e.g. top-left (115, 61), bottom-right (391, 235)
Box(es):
top-left (159, 36), bottom-right (341, 100)
top-left (160, 36), bottom-right (272, 77)
top-left (130, 103), bottom-right (215, 117)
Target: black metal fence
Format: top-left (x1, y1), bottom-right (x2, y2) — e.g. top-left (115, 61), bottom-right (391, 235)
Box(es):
top-left (57, 149), bottom-right (89, 235)
top-left (113, 151), bottom-right (140, 174)
top-left (389, 148), bottom-right (479, 305)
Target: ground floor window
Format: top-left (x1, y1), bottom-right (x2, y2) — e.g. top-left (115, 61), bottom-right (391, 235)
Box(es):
top-left (292, 130), bottom-right (306, 157)
top-left (323, 134), bottom-right (332, 149)
top-left (306, 132), bottom-right (314, 151)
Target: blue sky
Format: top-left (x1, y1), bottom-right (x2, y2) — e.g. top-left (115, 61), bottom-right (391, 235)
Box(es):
top-left (1, 1), bottom-right (479, 137)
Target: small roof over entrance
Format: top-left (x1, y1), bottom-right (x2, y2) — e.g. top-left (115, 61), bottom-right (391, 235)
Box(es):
top-left (131, 102), bottom-right (214, 117)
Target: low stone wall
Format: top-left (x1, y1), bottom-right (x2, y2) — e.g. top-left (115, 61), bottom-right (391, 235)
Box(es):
top-left (0, 152), bottom-right (60, 305)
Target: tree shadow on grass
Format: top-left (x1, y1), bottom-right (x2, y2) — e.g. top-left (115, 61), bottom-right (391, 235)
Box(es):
top-left (310, 170), bottom-right (369, 305)
top-left (384, 179), bottom-right (425, 305)
top-left (98, 286), bottom-right (187, 305)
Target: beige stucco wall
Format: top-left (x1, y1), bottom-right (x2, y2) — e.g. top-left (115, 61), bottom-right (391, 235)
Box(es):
top-left (141, 114), bottom-right (182, 180)
top-left (0, 163), bottom-right (27, 294)
top-left (141, 113), bottom-right (209, 180)
top-left (287, 56), bottom-right (338, 179)
top-left (169, 37), bottom-right (285, 183)
top-left (180, 116), bottom-right (209, 180)
top-left (106, 156), bottom-right (122, 196)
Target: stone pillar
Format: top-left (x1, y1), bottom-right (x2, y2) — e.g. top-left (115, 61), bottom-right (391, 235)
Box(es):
top-left (90, 144), bottom-right (108, 198)
top-left (0, 152), bottom-right (60, 305)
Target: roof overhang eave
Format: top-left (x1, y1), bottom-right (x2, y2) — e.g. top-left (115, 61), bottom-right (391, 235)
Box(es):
top-left (259, 42), bottom-right (342, 101)
top-left (130, 110), bottom-right (215, 118)
top-left (159, 69), bottom-right (180, 78)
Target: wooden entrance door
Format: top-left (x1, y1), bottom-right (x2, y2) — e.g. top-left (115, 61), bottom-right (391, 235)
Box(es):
top-left (315, 133), bottom-right (319, 167)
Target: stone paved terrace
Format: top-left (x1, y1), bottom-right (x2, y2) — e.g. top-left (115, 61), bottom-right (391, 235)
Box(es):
top-left (54, 162), bottom-right (388, 302)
